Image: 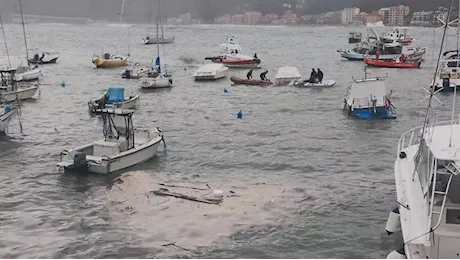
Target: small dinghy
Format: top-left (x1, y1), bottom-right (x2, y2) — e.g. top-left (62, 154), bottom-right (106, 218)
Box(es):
top-left (88, 87), bottom-right (139, 114)
top-left (28, 52), bottom-right (59, 65)
top-left (0, 103), bottom-right (17, 136)
top-left (57, 109), bottom-right (165, 174)
top-left (230, 76), bottom-right (273, 86)
top-left (294, 79), bottom-right (336, 88)
top-left (194, 63), bottom-right (228, 81)
top-left (364, 58), bottom-right (421, 68)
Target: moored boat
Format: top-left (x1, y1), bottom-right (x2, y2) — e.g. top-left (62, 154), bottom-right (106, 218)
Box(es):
top-left (294, 79), bottom-right (336, 88)
top-left (92, 53), bottom-right (128, 68)
top-left (205, 35), bottom-right (261, 69)
top-left (28, 52), bottom-right (59, 65)
top-left (343, 71), bottom-right (396, 119)
top-left (0, 69), bottom-right (39, 102)
top-left (274, 66), bottom-right (301, 86)
top-left (57, 109), bottom-right (165, 174)
top-left (194, 63), bottom-right (228, 81)
top-left (349, 31), bottom-right (362, 44)
top-left (121, 62), bottom-right (156, 79)
top-left (230, 76), bottom-right (273, 86)
top-left (88, 87), bottom-right (139, 114)
top-left (142, 36), bottom-right (175, 45)
top-left (364, 58), bottom-right (421, 68)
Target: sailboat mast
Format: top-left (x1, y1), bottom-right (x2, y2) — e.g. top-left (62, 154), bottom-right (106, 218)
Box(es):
top-left (156, 0), bottom-right (160, 58)
top-left (0, 14), bottom-right (12, 69)
top-left (158, 0), bottom-right (164, 39)
top-left (18, 0), bottom-right (30, 68)
top-left (119, 0), bottom-right (126, 24)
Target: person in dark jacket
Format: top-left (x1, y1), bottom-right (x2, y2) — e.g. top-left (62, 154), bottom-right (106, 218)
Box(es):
top-left (247, 69), bottom-right (253, 80)
top-left (309, 69), bottom-right (317, 83)
top-left (260, 70), bottom-right (268, 80)
top-left (317, 69), bottom-right (324, 83)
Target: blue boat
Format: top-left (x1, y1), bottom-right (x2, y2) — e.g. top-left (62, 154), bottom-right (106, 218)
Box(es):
top-left (87, 87), bottom-right (140, 114)
top-left (343, 77), bottom-right (396, 120)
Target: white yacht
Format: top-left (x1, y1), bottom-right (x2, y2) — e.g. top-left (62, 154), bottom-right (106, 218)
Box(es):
top-left (385, 4), bottom-right (460, 258)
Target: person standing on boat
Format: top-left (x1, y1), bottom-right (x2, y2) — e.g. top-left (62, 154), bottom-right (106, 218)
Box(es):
top-left (375, 51), bottom-right (380, 61)
top-left (317, 69), bottom-right (324, 83)
top-left (260, 70), bottom-right (268, 81)
top-left (309, 69), bottom-right (317, 83)
top-left (254, 53), bottom-right (258, 59)
top-left (247, 69), bottom-right (253, 80)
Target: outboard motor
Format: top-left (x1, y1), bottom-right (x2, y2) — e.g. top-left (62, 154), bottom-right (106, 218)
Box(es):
top-left (73, 152), bottom-right (88, 171)
top-left (122, 69), bottom-right (131, 79)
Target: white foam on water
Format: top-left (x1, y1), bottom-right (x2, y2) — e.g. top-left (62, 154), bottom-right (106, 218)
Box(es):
top-left (106, 171), bottom-right (323, 255)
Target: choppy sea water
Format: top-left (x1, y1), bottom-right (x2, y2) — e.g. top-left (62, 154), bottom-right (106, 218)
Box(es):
top-left (0, 23), bottom-right (458, 258)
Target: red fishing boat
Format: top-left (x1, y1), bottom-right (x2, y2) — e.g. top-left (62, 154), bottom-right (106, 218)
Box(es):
top-left (364, 58), bottom-right (421, 69)
top-left (205, 56), bottom-right (261, 69)
top-left (230, 76), bottom-right (273, 86)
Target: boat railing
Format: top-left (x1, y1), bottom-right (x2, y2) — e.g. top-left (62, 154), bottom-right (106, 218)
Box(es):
top-left (397, 115), bottom-right (459, 155)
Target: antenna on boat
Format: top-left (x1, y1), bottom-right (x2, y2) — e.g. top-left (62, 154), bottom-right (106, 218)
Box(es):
top-left (449, 0), bottom-right (460, 147)
top-left (419, 0), bottom-right (454, 147)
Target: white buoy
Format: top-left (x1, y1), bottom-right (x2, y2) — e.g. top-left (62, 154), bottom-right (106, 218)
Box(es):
top-left (213, 190), bottom-right (224, 199)
top-left (385, 207), bottom-right (401, 235)
top-left (386, 247), bottom-right (406, 259)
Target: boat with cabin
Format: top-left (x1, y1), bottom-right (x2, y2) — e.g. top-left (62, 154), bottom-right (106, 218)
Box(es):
top-left (342, 70), bottom-right (396, 119)
top-left (87, 87), bottom-right (139, 114)
top-left (142, 0), bottom-right (174, 45)
top-left (349, 31), bottom-right (362, 44)
top-left (339, 44), bottom-right (426, 62)
top-left (57, 109), bottom-right (165, 174)
top-left (274, 66), bottom-right (302, 86)
top-left (0, 103), bottom-right (17, 136)
top-left (204, 35), bottom-right (261, 69)
top-left (386, 3), bottom-right (460, 257)
top-left (380, 27), bottom-right (413, 47)
top-left (194, 63), bottom-right (228, 81)
top-left (432, 50), bottom-right (460, 91)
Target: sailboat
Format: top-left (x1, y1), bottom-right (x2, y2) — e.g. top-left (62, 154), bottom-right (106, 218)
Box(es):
top-left (92, 0), bottom-right (129, 68)
top-left (0, 12), bottom-right (39, 103)
top-left (14, 0), bottom-right (41, 82)
top-left (141, 3), bottom-right (174, 45)
top-left (139, 0), bottom-right (173, 89)
top-left (385, 1), bottom-right (460, 258)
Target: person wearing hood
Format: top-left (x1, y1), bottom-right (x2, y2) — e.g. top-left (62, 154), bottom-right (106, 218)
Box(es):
top-left (317, 68), bottom-right (324, 83)
top-left (309, 69), bottom-right (317, 83)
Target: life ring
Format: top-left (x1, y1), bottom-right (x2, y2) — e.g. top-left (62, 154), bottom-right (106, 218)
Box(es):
top-left (134, 62), bottom-right (141, 67)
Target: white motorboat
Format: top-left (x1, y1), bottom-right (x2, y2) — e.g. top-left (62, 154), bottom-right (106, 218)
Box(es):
top-left (380, 27), bottom-right (413, 47)
top-left (121, 62), bottom-right (157, 79)
top-left (14, 65), bottom-right (41, 82)
top-left (204, 35), bottom-right (261, 69)
top-left (193, 63), bottom-right (228, 81)
top-left (139, 73), bottom-right (173, 89)
top-left (295, 79), bottom-right (336, 88)
top-left (0, 69), bottom-right (39, 102)
top-left (0, 103), bottom-right (17, 136)
top-left (386, 4), bottom-right (460, 258)
top-left (142, 36), bottom-right (175, 45)
top-left (88, 87), bottom-right (139, 113)
top-left (274, 66), bottom-right (301, 86)
top-left (57, 109), bottom-right (165, 174)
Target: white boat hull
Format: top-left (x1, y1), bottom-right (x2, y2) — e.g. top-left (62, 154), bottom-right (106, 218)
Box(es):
top-left (58, 130), bottom-right (164, 174)
top-left (142, 36), bottom-right (175, 45)
top-left (296, 79), bottom-right (336, 88)
top-left (0, 86), bottom-right (39, 102)
top-left (0, 106), bottom-right (17, 135)
top-left (15, 67), bottom-right (41, 82)
top-left (139, 76), bottom-right (173, 89)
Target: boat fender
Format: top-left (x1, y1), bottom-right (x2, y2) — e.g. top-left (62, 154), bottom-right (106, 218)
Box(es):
top-left (386, 247), bottom-right (406, 259)
top-left (399, 152), bottom-right (407, 159)
top-left (385, 207), bottom-right (401, 235)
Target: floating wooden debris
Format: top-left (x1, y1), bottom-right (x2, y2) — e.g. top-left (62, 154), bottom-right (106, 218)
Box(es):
top-left (151, 189), bottom-right (223, 205)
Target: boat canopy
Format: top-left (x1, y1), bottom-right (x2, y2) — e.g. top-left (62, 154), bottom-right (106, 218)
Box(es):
top-left (347, 80), bottom-right (387, 108)
top-left (106, 88), bottom-right (124, 104)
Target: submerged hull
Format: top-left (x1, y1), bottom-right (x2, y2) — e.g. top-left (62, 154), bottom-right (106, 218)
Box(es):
top-left (230, 76), bottom-right (273, 86)
top-left (139, 76), bottom-right (173, 89)
top-left (142, 36), bottom-right (175, 45)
